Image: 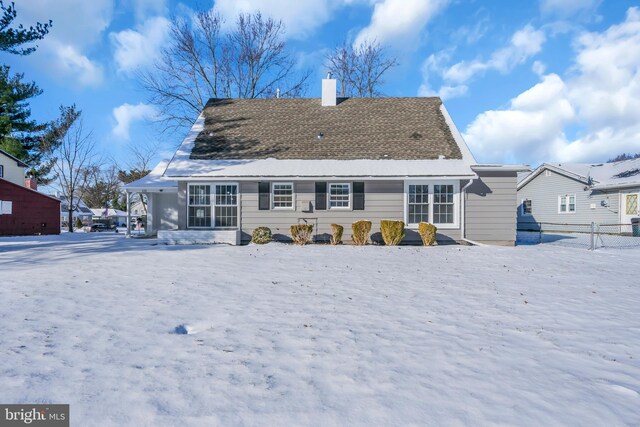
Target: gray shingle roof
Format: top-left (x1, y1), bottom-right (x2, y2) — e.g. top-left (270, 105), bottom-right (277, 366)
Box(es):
top-left (190, 97), bottom-right (462, 161)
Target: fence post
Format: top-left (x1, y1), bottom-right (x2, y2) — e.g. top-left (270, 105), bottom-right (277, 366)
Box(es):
top-left (590, 222), bottom-right (595, 250)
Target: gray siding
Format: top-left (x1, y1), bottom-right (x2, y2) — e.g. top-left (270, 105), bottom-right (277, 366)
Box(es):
top-left (465, 171), bottom-right (518, 245)
top-left (240, 180), bottom-right (461, 243)
top-left (174, 179), bottom-right (463, 244)
top-left (155, 192), bottom-right (179, 231)
top-left (517, 169), bottom-right (619, 228)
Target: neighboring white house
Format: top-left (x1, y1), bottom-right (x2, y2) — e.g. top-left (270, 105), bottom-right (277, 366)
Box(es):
top-left (90, 208), bottom-right (128, 226)
top-left (0, 148), bottom-right (27, 186)
top-left (517, 159), bottom-right (640, 232)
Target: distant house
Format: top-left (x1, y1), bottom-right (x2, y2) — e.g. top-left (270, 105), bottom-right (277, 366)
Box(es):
top-left (58, 196), bottom-right (93, 226)
top-left (90, 208), bottom-right (128, 226)
top-left (517, 159), bottom-right (640, 232)
top-left (126, 77), bottom-right (529, 245)
top-left (0, 149), bottom-right (60, 236)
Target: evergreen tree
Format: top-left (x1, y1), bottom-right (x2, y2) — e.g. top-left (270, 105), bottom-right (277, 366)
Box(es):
top-left (0, 1), bottom-right (51, 55)
top-left (0, 1), bottom-right (53, 182)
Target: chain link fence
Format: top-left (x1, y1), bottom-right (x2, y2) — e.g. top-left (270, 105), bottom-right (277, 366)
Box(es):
top-left (517, 222), bottom-right (640, 250)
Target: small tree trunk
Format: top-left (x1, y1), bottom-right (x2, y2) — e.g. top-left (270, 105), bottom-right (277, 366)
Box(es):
top-left (68, 206), bottom-right (74, 232)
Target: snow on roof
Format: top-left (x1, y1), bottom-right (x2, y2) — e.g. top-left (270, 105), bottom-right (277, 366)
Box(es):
top-left (520, 158), bottom-right (640, 190)
top-left (90, 208), bottom-right (127, 217)
top-left (124, 159), bottom-right (177, 191)
top-left (163, 114), bottom-right (476, 178)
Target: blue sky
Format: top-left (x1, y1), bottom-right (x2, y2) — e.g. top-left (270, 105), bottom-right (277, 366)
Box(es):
top-left (4, 0), bottom-right (640, 169)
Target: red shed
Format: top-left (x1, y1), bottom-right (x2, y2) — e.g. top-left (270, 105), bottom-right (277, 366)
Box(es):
top-left (0, 178), bottom-right (61, 236)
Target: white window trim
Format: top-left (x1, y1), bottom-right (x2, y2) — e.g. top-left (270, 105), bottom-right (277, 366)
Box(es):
top-left (328, 182), bottom-right (351, 210)
top-left (404, 180), bottom-right (460, 229)
top-left (187, 182), bottom-right (240, 229)
top-left (0, 164), bottom-right (4, 178)
top-left (558, 194), bottom-right (576, 214)
top-left (271, 182), bottom-right (295, 210)
top-left (521, 199), bottom-right (533, 216)
top-left (187, 184), bottom-right (213, 229)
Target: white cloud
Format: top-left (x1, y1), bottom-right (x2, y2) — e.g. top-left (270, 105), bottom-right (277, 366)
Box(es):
top-left (51, 43), bottom-right (104, 86)
top-left (112, 103), bottom-right (157, 140)
top-left (111, 17), bottom-right (171, 74)
top-left (131, 0), bottom-right (167, 23)
top-left (463, 7), bottom-right (640, 164)
top-left (354, 0), bottom-right (449, 47)
top-left (213, 0), bottom-right (354, 39)
top-left (443, 25), bottom-right (546, 84)
top-left (15, 0), bottom-right (114, 87)
top-left (540, 0), bottom-right (601, 18)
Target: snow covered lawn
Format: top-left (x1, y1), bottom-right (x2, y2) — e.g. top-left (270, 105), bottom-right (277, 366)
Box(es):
top-left (1, 234), bottom-right (639, 426)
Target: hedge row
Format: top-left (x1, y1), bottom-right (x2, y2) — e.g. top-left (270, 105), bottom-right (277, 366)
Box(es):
top-left (250, 221), bottom-right (438, 246)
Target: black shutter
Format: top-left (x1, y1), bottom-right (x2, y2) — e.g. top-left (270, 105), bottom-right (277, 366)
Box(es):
top-left (315, 182), bottom-right (327, 210)
top-left (258, 182), bottom-right (270, 210)
top-left (353, 182), bottom-right (365, 210)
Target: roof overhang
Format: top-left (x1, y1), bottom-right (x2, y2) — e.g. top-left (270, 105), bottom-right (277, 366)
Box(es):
top-left (591, 180), bottom-right (640, 191)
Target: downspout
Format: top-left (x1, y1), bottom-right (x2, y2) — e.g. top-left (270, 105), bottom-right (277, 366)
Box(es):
top-left (460, 178), bottom-right (485, 246)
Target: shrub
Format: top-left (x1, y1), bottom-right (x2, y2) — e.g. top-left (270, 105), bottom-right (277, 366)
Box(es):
top-left (290, 224), bottom-right (313, 245)
top-left (418, 222), bottom-right (437, 246)
top-left (351, 220), bottom-right (372, 246)
top-left (380, 220), bottom-right (405, 246)
top-left (251, 227), bottom-right (272, 244)
top-left (74, 217), bottom-right (83, 229)
top-left (330, 224), bottom-right (344, 245)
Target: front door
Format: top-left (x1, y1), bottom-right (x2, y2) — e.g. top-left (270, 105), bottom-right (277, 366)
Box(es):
top-left (620, 192), bottom-right (639, 233)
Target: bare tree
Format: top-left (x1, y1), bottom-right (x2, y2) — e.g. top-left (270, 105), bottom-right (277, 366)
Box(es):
top-left (49, 106), bottom-right (97, 232)
top-left (139, 9), bottom-right (309, 133)
top-left (80, 164), bottom-right (121, 211)
top-left (117, 140), bottom-right (160, 217)
top-left (326, 40), bottom-right (398, 97)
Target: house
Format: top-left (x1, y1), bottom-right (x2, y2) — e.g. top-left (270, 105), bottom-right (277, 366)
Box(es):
top-left (517, 159), bottom-right (640, 232)
top-left (125, 77), bottom-right (529, 245)
top-left (58, 196), bottom-right (94, 226)
top-left (0, 149), bottom-right (60, 236)
top-left (90, 208), bottom-right (128, 227)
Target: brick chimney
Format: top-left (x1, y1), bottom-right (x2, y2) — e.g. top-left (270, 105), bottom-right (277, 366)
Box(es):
top-left (25, 177), bottom-right (37, 190)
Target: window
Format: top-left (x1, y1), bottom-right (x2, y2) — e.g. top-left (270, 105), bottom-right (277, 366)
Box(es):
top-left (214, 184), bottom-right (238, 227)
top-left (188, 185), bottom-right (211, 227)
top-left (433, 184), bottom-right (454, 224)
top-left (405, 181), bottom-right (459, 228)
top-left (626, 194), bottom-right (638, 215)
top-left (522, 199), bottom-right (532, 215)
top-left (408, 184), bottom-right (429, 223)
top-left (0, 165), bottom-right (3, 178)
top-left (329, 183), bottom-right (350, 208)
top-left (559, 195), bottom-right (576, 213)
top-left (272, 183), bottom-right (293, 209)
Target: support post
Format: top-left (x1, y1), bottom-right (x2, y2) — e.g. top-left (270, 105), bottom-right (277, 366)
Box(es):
top-left (126, 191), bottom-right (131, 238)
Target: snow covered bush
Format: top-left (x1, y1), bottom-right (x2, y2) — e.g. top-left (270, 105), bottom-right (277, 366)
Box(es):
top-left (330, 224), bottom-right (343, 245)
top-left (418, 222), bottom-right (437, 246)
top-left (351, 220), bottom-right (372, 246)
top-left (380, 220), bottom-right (405, 246)
top-left (290, 224), bottom-right (313, 245)
top-left (251, 227), bottom-right (272, 244)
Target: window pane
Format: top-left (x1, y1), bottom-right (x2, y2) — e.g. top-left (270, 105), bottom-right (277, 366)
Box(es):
top-left (523, 199), bottom-right (532, 214)
top-left (214, 206), bottom-right (238, 227)
top-left (408, 184), bottom-right (429, 223)
top-left (560, 196), bottom-right (567, 212)
top-left (569, 196), bottom-right (576, 212)
top-left (329, 184), bottom-right (350, 208)
top-left (189, 185), bottom-right (210, 206)
top-left (273, 183), bottom-right (293, 208)
top-left (433, 185), bottom-right (454, 224)
top-left (215, 185), bottom-right (237, 206)
top-left (188, 206), bottom-right (211, 227)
